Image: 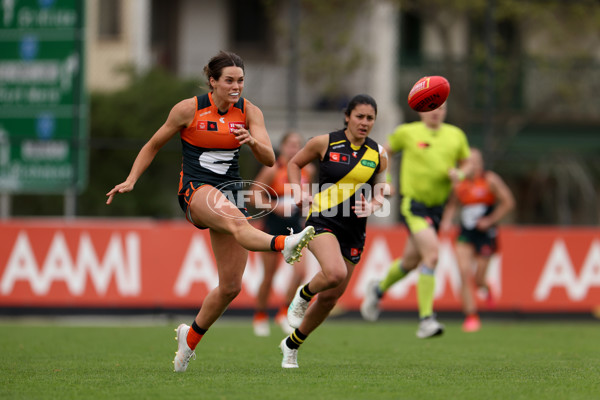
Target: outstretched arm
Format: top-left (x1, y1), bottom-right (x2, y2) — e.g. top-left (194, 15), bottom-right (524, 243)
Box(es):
top-left (106, 98), bottom-right (194, 205)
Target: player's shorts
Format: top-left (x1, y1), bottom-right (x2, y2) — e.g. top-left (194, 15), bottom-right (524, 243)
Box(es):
top-left (399, 196), bottom-right (444, 234)
top-left (307, 220), bottom-right (365, 265)
top-left (458, 226), bottom-right (498, 257)
top-left (264, 211), bottom-right (303, 236)
top-left (178, 181), bottom-right (249, 230)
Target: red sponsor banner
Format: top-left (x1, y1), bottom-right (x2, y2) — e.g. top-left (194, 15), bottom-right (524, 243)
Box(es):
top-left (1, 219), bottom-right (599, 312)
top-left (228, 122), bottom-right (244, 133)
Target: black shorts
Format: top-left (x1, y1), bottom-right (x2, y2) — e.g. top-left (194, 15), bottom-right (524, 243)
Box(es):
top-left (264, 211), bottom-right (303, 236)
top-left (307, 220), bottom-right (365, 265)
top-left (457, 227), bottom-right (498, 256)
top-left (399, 196), bottom-right (444, 234)
top-left (178, 181), bottom-right (249, 230)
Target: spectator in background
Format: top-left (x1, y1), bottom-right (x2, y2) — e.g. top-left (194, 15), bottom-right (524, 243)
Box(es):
top-left (106, 50), bottom-right (314, 373)
top-left (440, 147), bottom-right (515, 332)
top-left (360, 102), bottom-right (472, 339)
top-left (250, 132), bottom-right (314, 337)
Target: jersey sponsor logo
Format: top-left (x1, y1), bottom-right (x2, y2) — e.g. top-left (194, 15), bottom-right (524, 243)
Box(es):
top-left (360, 159), bottom-right (377, 168)
top-left (350, 248), bottom-right (362, 257)
top-left (229, 122), bottom-right (244, 133)
top-left (197, 121), bottom-right (218, 131)
top-left (219, 117), bottom-right (225, 123)
top-left (329, 152), bottom-right (350, 164)
top-left (198, 110), bottom-right (211, 117)
top-left (332, 144), bottom-right (345, 150)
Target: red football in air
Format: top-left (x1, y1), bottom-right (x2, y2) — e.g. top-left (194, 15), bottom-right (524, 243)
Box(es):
top-left (407, 76), bottom-right (450, 112)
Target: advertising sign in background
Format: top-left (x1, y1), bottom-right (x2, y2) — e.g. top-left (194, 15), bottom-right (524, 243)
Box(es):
top-left (0, 0), bottom-right (87, 193)
top-left (1, 219), bottom-right (599, 314)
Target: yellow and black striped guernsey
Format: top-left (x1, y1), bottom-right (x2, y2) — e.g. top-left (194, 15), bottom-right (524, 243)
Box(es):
top-left (306, 129), bottom-right (382, 261)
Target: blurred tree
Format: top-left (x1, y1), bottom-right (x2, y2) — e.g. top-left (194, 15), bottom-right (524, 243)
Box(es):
top-left (81, 67), bottom-right (203, 219)
top-left (265, 0), bottom-right (367, 110)
top-left (393, 0), bottom-right (600, 225)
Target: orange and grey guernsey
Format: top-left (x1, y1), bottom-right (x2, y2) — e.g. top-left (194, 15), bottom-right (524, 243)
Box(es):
top-left (455, 174), bottom-right (496, 206)
top-left (455, 173), bottom-right (497, 230)
top-left (306, 129), bottom-right (381, 246)
top-left (178, 93), bottom-right (247, 193)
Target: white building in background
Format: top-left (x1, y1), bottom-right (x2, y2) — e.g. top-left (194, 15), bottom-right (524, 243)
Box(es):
top-left (85, 0), bottom-right (402, 146)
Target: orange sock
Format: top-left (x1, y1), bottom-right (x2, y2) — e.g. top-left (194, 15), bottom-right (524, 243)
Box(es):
top-left (186, 323), bottom-right (205, 350)
top-left (272, 235), bottom-right (286, 251)
top-left (254, 311), bottom-right (268, 321)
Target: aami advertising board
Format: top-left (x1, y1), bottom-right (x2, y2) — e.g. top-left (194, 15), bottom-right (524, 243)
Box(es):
top-left (1, 220), bottom-right (599, 313)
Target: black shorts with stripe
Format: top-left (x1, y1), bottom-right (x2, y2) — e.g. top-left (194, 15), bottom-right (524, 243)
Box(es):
top-left (178, 180), bottom-right (249, 230)
top-left (399, 196), bottom-right (445, 234)
top-left (458, 226), bottom-right (498, 256)
top-left (307, 220), bottom-right (365, 265)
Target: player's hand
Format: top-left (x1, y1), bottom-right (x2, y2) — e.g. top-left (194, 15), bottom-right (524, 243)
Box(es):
top-left (476, 217), bottom-right (493, 231)
top-left (294, 190), bottom-right (313, 212)
top-left (448, 168), bottom-right (465, 185)
top-left (439, 219), bottom-right (454, 233)
top-left (299, 191), bottom-right (313, 209)
top-left (106, 181), bottom-right (134, 205)
top-left (353, 194), bottom-right (372, 218)
top-left (232, 125), bottom-right (256, 146)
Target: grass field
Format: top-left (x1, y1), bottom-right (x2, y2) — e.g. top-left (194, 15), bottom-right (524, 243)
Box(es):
top-left (1, 317), bottom-right (598, 400)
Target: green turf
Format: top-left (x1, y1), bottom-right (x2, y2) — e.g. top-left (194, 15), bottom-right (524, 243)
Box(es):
top-left (0, 318), bottom-right (598, 400)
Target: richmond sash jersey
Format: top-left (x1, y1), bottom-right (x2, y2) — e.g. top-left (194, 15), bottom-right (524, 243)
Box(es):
top-left (306, 129), bottom-right (382, 246)
top-left (178, 93), bottom-right (246, 194)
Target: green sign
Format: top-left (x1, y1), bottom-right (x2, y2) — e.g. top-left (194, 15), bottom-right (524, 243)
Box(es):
top-left (0, 0), bottom-right (86, 193)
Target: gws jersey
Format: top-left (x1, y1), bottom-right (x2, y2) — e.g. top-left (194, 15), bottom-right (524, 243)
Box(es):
top-left (178, 93), bottom-right (247, 193)
top-left (455, 173), bottom-right (496, 231)
top-left (307, 129), bottom-right (382, 245)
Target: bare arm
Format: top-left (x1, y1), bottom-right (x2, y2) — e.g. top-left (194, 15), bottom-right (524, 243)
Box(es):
top-left (449, 156), bottom-right (474, 185)
top-left (371, 147), bottom-right (390, 211)
top-left (234, 101), bottom-right (275, 166)
top-left (106, 98), bottom-right (194, 204)
top-left (288, 135), bottom-right (328, 206)
top-left (477, 171), bottom-right (515, 230)
top-left (354, 147), bottom-right (390, 218)
top-left (440, 192), bottom-right (459, 232)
